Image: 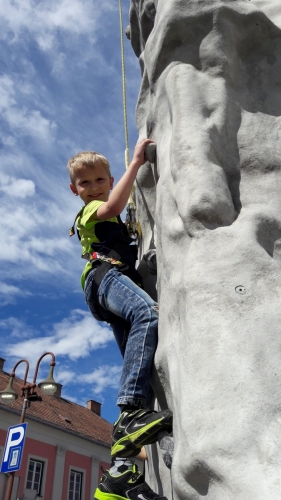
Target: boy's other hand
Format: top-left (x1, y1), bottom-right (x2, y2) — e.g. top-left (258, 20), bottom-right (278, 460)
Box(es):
top-left (131, 138), bottom-right (154, 168)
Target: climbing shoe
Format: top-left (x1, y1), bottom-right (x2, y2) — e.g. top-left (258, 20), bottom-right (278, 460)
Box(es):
top-left (111, 408), bottom-right (173, 458)
top-left (94, 464), bottom-right (168, 500)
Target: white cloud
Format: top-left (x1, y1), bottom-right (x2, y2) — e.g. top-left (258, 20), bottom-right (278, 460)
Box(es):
top-left (55, 364), bottom-right (122, 396)
top-left (55, 369), bottom-right (76, 386)
top-left (0, 317), bottom-right (33, 337)
top-left (0, 175), bottom-right (35, 198)
top-left (0, 194), bottom-right (80, 282)
top-left (0, 0), bottom-right (115, 50)
top-left (0, 75), bottom-right (16, 111)
top-left (78, 365), bottom-right (122, 395)
top-left (3, 310), bottom-right (114, 361)
top-left (0, 284), bottom-right (31, 306)
top-left (4, 108), bottom-right (57, 141)
top-left (0, 73), bottom-right (57, 145)
top-left (2, 136), bottom-right (16, 147)
top-left (0, 283), bottom-right (24, 296)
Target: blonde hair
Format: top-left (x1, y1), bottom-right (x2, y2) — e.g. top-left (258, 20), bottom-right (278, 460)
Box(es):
top-left (67, 151), bottom-right (111, 183)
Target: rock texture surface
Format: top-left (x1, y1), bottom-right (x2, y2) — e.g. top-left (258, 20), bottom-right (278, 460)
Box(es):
top-left (129, 1), bottom-right (281, 499)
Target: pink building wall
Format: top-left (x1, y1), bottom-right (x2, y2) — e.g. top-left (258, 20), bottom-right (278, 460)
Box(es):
top-left (19, 436), bottom-right (56, 498)
top-left (62, 451), bottom-right (92, 500)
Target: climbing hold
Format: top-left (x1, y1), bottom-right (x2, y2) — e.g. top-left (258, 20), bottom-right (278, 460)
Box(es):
top-left (235, 285), bottom-right (246, 295)
top-left (143, 249), bottom-right (157, 275)
top-left (145, 1), bottom-right (156, 20)
top-left (125, 25), bottom-right (131, 40)
top-left (158, 431), bottom-right (174, 469)
top-left (144, 142), bottom-right (156, 163)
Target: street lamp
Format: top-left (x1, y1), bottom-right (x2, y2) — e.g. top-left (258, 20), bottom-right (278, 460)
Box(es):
top-left (0, 377), bottom-right (18, 405)
top-left (37, 364), bottom-right (58, 395)
top-left (0, 352), bottom-right (59, 500)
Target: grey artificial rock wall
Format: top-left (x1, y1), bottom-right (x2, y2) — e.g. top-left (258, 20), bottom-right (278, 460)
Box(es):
top-left (128, 1), bottom-right (281, 499)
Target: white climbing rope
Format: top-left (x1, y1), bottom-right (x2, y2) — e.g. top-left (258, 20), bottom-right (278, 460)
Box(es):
top-left (118, 0), bottom-right (139, 239)
top-left (118, 0), bottom-right (130, 170)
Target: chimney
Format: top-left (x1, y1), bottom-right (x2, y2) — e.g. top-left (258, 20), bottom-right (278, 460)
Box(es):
top-left (54, 383), bottom-right (63, 398)
top-left (87, 399), bottom-right (101, 416)
top-left (0, 358), bottom-right (5, 371)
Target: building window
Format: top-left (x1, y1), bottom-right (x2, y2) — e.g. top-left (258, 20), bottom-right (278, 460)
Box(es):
top-left (26, 459), bottom-right (44, 495)
top-left (68, 470), bottom-right (83, 500)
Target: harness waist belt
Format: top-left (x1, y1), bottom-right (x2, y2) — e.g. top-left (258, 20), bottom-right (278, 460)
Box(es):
top-left (82, 251), bottom-right (123, 266)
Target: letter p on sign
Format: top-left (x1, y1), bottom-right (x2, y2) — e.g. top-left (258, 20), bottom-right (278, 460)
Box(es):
top-left (1, 423), bottom-right (27, 473)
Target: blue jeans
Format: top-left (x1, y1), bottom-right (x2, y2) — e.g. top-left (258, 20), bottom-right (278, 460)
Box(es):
top-left (84, 267), bottom-right (158, 408)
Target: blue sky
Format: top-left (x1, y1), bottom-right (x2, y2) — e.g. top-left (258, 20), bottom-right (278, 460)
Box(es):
top-left (0, 0), bottom-right (141, 423)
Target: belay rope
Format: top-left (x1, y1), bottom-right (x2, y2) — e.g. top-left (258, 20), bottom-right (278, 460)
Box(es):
top-left (118, 0), bottom-right (129, 169)
top-left (118, 0), bottom-right (140, 241)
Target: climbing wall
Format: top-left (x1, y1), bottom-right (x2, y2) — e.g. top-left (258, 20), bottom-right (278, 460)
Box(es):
top-left (128, 1), bottom-right (281, 498)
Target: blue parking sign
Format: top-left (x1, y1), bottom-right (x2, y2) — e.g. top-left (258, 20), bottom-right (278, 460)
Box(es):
top-left (1, 423), bottom-right (28, 473)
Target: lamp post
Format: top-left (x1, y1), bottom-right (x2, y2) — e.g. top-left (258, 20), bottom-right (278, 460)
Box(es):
top-left (0, 352), bottom-right (59, 500)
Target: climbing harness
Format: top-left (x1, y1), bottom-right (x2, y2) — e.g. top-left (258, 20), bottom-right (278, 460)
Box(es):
top-left (118, 0), bottom-right (140, 241)
top-left (82, 252), bottom-right (123, 267)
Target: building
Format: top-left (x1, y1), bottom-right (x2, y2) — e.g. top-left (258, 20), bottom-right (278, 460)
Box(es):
top-left (0, 358), bottom-right (113, 500)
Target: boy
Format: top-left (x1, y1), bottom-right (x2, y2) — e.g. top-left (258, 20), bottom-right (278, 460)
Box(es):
top-left (68, 138), bottom-right (172, 500)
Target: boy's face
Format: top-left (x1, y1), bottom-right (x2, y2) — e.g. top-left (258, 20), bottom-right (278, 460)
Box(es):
top-left (70, 162), bottom-right (114, 205)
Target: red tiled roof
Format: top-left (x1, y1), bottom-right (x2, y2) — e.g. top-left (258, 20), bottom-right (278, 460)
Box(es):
top-left (0, 371), bottom-right (112, 447)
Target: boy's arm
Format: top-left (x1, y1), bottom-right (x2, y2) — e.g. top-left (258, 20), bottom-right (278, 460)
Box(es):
top-left (96, 138), bottom-right (153, 221)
